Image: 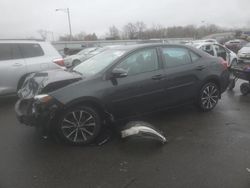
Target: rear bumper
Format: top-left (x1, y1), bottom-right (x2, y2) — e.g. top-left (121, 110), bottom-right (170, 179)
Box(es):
top-left (15, 98), bottom-right (62, 129)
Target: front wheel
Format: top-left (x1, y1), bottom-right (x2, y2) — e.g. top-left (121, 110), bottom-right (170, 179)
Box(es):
top-left (57, 106), bottom-right (101, 145)
top-left (197, 82), bottom-right (220, 112)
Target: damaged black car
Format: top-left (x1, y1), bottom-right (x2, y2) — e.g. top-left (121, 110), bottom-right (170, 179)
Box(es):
top-left (15, 44), bottom-right (230, 145)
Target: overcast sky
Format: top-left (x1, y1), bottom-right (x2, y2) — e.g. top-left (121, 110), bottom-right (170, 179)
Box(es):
top-left (1, 0), bottom-right (250, 39)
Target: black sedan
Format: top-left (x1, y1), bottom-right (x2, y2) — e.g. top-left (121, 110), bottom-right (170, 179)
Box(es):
top-left (15, 44), bottom-right (230, 145)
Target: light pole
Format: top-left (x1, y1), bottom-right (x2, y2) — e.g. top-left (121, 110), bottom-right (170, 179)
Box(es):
top-left (56, 8), bottom-right (72, 41)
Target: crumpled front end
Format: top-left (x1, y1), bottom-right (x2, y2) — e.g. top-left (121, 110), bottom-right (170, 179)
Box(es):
top-left (15, 95), bottom-right (63, 130)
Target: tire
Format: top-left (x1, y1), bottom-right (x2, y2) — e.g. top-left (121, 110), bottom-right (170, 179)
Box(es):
top-left (240, 83), bottom-right (250, 96)
top-left (57, 106), bottom-right (101, 146)
top-left (72, 60), bottom-right (81, 67)
top-left (197, 82), bottom-right (220, 112)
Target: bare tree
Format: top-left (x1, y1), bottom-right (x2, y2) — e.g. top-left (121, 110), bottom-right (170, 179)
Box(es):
top-left (123, 22), bottom-right (138, 39)
top-left (135, 21), bottom-right (147, 39)
top-left (37, 30), bottom-right (48, 40)
top-left (107, 26), bottom-right (120, 40)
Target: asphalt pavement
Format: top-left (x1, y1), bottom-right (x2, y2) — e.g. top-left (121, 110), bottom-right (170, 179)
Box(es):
top-left (1, 82), bottom-right (250, 188)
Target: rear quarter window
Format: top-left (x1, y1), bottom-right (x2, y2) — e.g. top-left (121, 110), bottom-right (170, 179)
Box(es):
top-left (19, 43), bottom-right (44, 58)
top-left (189, 51), bottom-right (201, 62)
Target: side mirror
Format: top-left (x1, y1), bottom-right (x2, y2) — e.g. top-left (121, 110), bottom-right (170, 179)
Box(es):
top-left (111, 68), bottom-right (128, 78)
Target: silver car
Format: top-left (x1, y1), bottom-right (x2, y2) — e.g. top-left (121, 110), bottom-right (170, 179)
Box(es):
top-left (0, 40), bottom-right (64, 96)
top-left (238, 43), bottom-right (250, 63)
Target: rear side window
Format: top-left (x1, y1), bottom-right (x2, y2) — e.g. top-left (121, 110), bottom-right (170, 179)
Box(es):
top-left (0, 43), bottom-right (23, 61)
top-left (161, 47), bottom-right (191, 68)
top-left (189, 51), bottom-right (201, 62)
top-left (0, 44), bottom-right (12, 61)
top-left (19, 43), bottom-right (44, 58)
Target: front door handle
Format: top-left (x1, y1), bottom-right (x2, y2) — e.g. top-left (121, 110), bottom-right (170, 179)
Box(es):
top-left (151, 75), bottom-right (164, 80)
top-left (195, 65), bottom-right (205, 71)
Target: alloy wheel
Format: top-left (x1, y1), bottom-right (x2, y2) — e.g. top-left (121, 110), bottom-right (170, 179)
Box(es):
top-left (200, 84), bottom-right (219, 110)
top-left (61, 110), bottom-right (97, 144)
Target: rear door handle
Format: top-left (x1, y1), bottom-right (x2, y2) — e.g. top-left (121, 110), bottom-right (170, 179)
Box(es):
top-left (195, 65), bottom-right (205, 71)
top-left (151, 75), bottom-right (164, 80)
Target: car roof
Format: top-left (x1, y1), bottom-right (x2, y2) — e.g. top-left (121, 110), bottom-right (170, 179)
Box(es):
top-left (0, 39), bottom-right (45, 44)
top-left (109, 43), bottom-right (192, 51)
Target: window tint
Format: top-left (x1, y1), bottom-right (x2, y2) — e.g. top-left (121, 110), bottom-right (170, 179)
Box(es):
top-left (0, 43), bottom-right (23, 61)
top-left (116, 48), bottom-right (158, 75)
top-left (190, 51), bottom-right (200, 62)
top-left (19, 43), bottom-right (44, 58)
top-left (11, 44), bottom-right (23, 59)
top-left (0, 44), bottom-right (12, 61)
top-left (162, 47), bottom-right (191, 68)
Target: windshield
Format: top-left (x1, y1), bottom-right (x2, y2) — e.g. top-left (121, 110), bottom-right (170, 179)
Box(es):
top-left (73, 49), bottom-right (126, 76)
top-left (78, 48), bottom-right (96, 55)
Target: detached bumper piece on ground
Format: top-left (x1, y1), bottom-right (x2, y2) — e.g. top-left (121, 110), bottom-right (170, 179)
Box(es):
top-left (121, 121), bottom-right (167, 144)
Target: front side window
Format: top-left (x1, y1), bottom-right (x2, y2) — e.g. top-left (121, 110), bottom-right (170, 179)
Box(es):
top-left (161, 47), bottom-right (191, 68)
top-left (19, 43), bottom-right (44, 58)
top-left (115, 48), bottom-right (159, 76)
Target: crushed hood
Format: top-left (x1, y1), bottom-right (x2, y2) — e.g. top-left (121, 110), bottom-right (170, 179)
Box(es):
top-left (18, 69), bottom-right (82, 99)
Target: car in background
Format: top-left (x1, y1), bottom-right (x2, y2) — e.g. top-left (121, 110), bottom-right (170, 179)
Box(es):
top-left (15, 44), bottom-right (230, 145)
top-left (238, 43), bottom-right (250, 63)
top-left (0, 40), bottom-right (64, 97)
top-left (225, 39), bottom-right (248, 53)
top-left (64, 47), bottom-right (100, 67)
top-left (64, 46), bottom-right (122, 67)
top-left (188, 41), bottom-right (237, 67)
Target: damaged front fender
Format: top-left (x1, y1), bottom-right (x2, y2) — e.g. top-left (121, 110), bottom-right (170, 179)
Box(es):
top-left (121, 121), bottom-right (167, 144)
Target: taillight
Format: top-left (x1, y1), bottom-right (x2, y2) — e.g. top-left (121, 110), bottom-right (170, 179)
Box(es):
top-left (219, 58), bottom-right (228, 70)
top-left (53, 59), bottom-right (65, 67)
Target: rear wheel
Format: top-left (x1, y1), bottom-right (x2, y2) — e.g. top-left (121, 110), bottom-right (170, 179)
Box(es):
top-left (198, 82), bottom-right (220, 112)
top-left (240, 83), bottom-right (250, 96)
top-left (57, 106), bottom-right (101, 145)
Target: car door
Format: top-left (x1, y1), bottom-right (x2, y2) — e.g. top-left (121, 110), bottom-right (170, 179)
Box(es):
top-left (106, 48), bottom-right (166, 119)
top-left (160, 46), bottom-right (203, 106)
top-left (0, 43), bottom-right (26, 95)
top-left (201, 44), bottom-right (215, 56)
top-left (214, 44), bottom-right (230, 63)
